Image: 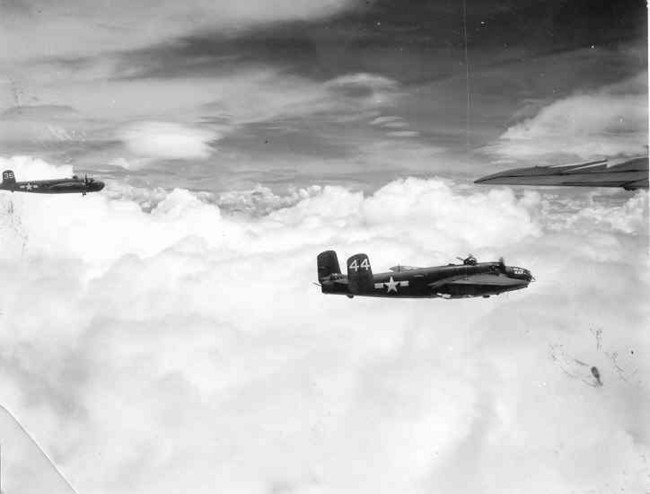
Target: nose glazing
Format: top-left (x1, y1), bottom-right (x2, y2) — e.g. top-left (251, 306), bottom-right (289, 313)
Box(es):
top-left (506, 266), bottom-right (533, 282)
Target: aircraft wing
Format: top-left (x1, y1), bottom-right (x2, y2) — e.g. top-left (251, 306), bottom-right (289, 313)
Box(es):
top-left (428, 275), bottom-right (465, 289)
top-left (475, 156), bottom-right (649, 190)
top-left (47, 182), bottom-right (82, 190)
top-left (429, 274), bottom-right (523, 290)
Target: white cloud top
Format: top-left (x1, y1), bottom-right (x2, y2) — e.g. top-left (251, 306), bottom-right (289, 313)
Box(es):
top-left (0, 156), bottom-right (647, 494)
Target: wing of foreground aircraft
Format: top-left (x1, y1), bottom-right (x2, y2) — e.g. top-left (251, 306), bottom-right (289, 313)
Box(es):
top-left (475, 156), bottom-right (649, 190)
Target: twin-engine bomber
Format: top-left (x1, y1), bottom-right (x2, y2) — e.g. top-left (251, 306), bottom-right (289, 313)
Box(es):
top-left (317, 251), bottom-right (533, 299)
top-left (1, 169), bottom-right (105, 196)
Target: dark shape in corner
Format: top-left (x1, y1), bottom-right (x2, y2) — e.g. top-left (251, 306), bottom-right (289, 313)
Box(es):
top-left (316, 251), bottom-right (533, 299)
top-left (1, 169), bottom-right (105, 196)
top-left (475, 156), bottom-right (648, 190)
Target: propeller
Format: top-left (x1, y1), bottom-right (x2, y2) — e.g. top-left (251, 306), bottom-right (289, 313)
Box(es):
top-left (312, 282), bottom-right (322, 287)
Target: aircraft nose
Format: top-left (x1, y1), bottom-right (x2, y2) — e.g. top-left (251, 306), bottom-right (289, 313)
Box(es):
top-left (521, 269), bottom-right (534, 282)
top-left (95, 181), bottom-right (105, 191)
top-left (518, 279), bottom-right (531, 290)
top-left (505, 266), bottom-right (533, 283)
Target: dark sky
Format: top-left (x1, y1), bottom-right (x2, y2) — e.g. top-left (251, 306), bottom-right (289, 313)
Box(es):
top-left (0, 0), bottom-right (647, 191)
top-left (128, 0), bottom-right (645, 80)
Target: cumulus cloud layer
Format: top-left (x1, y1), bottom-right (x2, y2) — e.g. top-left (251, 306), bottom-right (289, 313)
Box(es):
top-left (0, 157), bottom-right (648, 494)
top-left (488, 75), bottom-right (648, 161)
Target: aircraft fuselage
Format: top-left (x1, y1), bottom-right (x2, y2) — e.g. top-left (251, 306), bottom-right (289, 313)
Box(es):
top-left (317, 251), bottom-right (533, 299)
top-left (1, 170), bottom-right (105, 195)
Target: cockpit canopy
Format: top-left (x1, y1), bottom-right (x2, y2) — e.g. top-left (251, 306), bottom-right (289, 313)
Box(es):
top-left (389, 265), bottom-right (421, 272)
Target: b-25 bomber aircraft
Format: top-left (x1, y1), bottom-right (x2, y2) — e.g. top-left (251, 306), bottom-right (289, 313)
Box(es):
top-left (1, 169), bottom-right (105, 196)
top-left (317, 251), bottom-right (533, 299)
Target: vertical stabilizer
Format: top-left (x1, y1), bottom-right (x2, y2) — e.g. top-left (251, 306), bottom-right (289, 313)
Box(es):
top-left (2, 170), bottom-right (16, 186)
top-left (347, 253), bottom-right (373, 294)
top-left (317, 250), bottom-right (341, 281)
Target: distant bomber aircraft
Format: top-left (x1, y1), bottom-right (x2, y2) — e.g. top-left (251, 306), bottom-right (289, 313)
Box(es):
top-left (316, 251), bottom-right (533, 299)
top-left (1, 170), bottom-right (105, 196)
top-left (475, 156), bottom-right (648, 190)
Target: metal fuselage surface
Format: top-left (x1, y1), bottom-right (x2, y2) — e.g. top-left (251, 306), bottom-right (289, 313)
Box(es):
top-left (475, 156), bottom-right (649, 190)
top-left (318, 252), bottom-right (533, 300)
top-left (0, 176), bottom-right (105, 195)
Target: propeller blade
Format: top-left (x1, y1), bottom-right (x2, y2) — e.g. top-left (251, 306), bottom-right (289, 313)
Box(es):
top-left (312, 282), bottom-right (322, 287)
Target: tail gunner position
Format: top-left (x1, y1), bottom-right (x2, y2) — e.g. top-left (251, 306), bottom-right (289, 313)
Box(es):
top-left (1, 170), bottom-right (105, 196)
top-left (316, 251), bottom-right (533, 299)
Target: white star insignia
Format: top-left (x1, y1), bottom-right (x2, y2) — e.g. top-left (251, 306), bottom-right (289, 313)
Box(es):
top-left (25, 183), bottom-right (33, 191)
top-left (374, 276), bottom-right (410, 293)
top-left (384, 276), bottom-right (399, 293)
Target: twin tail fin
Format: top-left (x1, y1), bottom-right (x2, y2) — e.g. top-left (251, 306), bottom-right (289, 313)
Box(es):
top-left (2, 170), bottom-right (16, 185)
top-left (347, 253), bottom-right (373, 294)
top-left (317, 250), bottom-right (341, 281)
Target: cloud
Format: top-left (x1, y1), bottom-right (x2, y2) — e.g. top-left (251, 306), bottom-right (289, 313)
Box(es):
top-left (487, 75), bottom-right (648, 161)
top-left (202, 72), bottom-right (403, 126)
top-left (0, 105), bottom-right (88, 148)
top-left (0, 65), bottom-right (421, 183)
top-left (369, 115), bottom-right (419, 138)
top-left (119, 122), bottom-right (221, 161)
top-left (325, 73), bottom-right (400, 104)
top-left (0, 156), bottom-right (648, 494)
top-left (387, 130), bottom-right (420, 138)
top-left (370, 116), bottom-right (403, 126)
top-left (0, 0), bottom-right (360, 62)
top-left (0, 155), bottom-right (74, 179)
